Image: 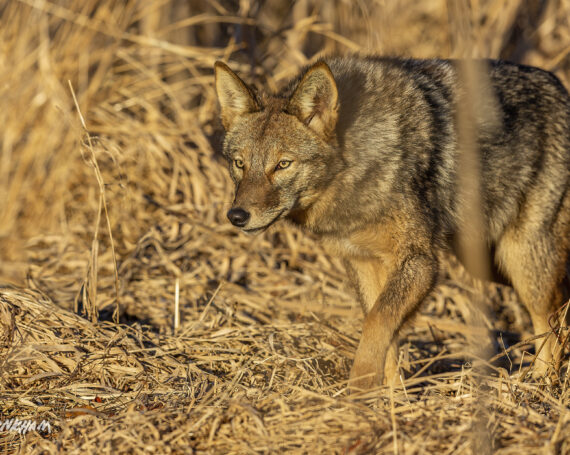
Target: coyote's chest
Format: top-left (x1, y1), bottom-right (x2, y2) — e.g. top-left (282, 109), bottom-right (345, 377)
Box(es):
top-left (321, 225), bottom-right (397, 263)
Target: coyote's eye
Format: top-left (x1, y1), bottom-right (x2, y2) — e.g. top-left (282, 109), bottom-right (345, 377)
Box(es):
top-left (275, 160), bottom-right (292, 170)
top-left (234, 159), bottom-right (244, 169)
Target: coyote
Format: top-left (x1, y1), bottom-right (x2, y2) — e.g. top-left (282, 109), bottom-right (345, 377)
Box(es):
top-left (214, 56), bottom-right (570, 390)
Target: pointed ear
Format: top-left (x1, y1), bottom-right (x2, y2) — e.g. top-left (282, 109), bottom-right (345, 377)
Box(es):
top-left (214, 61), bottom-right (259, 130)
top-left (287, 61), bottom-right (339, 138)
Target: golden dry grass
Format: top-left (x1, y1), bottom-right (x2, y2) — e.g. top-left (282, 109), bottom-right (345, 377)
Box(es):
top-left (0, 1), bottom-right (569, 453)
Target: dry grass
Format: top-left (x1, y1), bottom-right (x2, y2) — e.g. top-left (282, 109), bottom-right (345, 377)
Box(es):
top-left (0, 0), bottom-right (569, 453)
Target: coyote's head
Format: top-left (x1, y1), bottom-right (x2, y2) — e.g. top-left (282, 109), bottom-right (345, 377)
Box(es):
top-left (214, 61), bottom-right (340, 233)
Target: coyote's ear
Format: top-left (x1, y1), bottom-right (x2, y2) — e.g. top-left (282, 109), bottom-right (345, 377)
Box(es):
top-left (287, 61), bottom-right (338, 138)
top-left (214, 61), bottom-right (259, 130)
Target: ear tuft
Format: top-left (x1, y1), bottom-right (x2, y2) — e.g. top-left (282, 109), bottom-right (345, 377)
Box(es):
top-left (287, 61), bottom-right (339, 139)
top-left (214, 61), bottom-right (259, 130)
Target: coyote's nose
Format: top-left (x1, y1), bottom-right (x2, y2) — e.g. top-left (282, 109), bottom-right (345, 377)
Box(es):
top-left (227, 208), bottom-right (250, 227)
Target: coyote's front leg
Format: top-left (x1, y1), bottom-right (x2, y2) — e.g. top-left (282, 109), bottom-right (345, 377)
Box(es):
top-left (349, 253), bottom-right (438, 390)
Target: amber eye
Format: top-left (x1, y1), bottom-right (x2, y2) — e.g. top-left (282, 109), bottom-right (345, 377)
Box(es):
top-left (275, 160), bottom-right (292, 170)
top-left (234, 159), bottom-right (244, 169)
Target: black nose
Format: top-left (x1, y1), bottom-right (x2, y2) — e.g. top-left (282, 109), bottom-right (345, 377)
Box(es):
top-left (227, 208), bottom-right (250, 227)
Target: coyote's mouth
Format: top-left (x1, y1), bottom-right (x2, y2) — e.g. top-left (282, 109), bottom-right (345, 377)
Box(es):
top-left (243, 209), bottom-right (286, 234)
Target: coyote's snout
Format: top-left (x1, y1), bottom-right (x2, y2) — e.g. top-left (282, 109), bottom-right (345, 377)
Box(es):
top-left (214, 56), bottom-right (570, 390)
top-left (226, 207), bottom-right (250, 228)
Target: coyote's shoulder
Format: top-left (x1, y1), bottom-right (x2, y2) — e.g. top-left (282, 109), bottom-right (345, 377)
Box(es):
top-left (214, 55), bottom-right (570, 390)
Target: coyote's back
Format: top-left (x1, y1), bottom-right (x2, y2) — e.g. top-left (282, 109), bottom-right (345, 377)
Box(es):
top-left (214, 56), bottom-right (570, 390)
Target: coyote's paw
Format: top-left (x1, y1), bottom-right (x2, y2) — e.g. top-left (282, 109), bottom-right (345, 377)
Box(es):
top-left (348, 361), bottom-right (382, 393)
